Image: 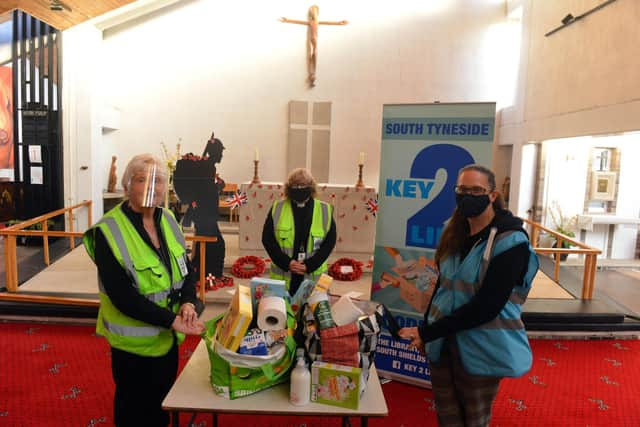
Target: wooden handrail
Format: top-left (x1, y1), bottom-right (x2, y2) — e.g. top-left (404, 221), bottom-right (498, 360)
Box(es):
top-left (521, 218), bottom-right (601, 299)
top-left (0, 202), bottom-right (217, 305)
top-left (0, 293), bottom-right (100, 307)
top-left (0, 200), bottom-right (92, 291)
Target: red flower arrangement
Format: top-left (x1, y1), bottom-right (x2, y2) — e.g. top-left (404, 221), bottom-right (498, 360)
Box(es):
top-left (231, 256), bottom-right (267, 279)
top-left (328, 258), bottom-right (363, 281)
top-left (180, 153), bottom-right (206, 161)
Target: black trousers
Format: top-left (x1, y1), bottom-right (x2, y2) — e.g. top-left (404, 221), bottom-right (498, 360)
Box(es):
top-left (110, 342), bottom-right (178, 427)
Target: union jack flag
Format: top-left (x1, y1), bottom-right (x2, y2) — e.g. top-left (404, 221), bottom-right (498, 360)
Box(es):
top-left (225, 191), bottom-right (248, 209)
top-left (365, 197), bottom-right (378, 216)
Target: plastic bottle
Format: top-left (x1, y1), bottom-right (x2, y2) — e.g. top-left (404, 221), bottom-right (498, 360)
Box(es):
top-left (289, 353), bottom-right (311, 406)
top-left (307, 291), bottom-right (336, 330)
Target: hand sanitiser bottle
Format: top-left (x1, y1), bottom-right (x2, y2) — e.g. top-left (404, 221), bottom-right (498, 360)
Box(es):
top-left (290, 353), bottom-right (311, 406)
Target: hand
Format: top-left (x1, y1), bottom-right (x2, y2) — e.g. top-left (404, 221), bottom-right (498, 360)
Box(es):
top-left (179, 303), bottom-right (198, 328)
top-left (398, 327), bottom-right (425, 355)
top-left (289, 260), bottom-right (307, 275)
top-left (172, 315), bottom-right (205, 335)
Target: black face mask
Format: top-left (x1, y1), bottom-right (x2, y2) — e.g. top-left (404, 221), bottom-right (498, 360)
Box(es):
top-left (455, 193), bottom-right (491, 218)
top-left (290, 187), bottom-right (312, 203)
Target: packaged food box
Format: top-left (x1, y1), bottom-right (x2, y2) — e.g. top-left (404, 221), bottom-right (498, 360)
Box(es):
top-left (311, 361), bottom-right (361, 409)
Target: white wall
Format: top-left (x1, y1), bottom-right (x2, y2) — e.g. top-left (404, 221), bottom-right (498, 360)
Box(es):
top-left (541, 137), bottom-right (589, 229)
top-left (62, 24), bottom-right (104, 228)
top-left (611, 134), bottom-right (640, 258)
top-left (499, 0), bottom-right (640, 213)
top-left (63, 0), bottom-right (518, 202)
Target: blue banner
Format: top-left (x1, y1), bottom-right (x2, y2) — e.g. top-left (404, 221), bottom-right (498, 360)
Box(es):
top-left (372, 103), bottom-right (495, 387)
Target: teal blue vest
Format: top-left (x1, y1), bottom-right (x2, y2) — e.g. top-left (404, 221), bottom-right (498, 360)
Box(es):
top-left (426, 229), bottom-right (539, 377)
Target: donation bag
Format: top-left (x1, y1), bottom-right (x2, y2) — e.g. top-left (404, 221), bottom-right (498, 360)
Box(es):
top-left (203, 301), bottom-right (296, 399)
top-left (296, 296), bottom-right (398, 394)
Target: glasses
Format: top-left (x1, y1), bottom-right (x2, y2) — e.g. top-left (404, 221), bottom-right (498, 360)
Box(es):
top-left (454, 185), bottom-right (491, 196)
top-left (290, 185), bottom-right (310, 189)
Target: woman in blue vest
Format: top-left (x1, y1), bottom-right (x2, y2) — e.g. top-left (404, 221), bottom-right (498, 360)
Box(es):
top-left (399, 164), bottom-right (539, 427)
top-left (262, 168), bottom-right (336, 295)
top-left (84, 154), bottom-right (205, 427)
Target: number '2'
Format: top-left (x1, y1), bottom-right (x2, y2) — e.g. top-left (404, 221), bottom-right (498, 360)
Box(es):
top-left (405, 144), bottom-right (475, 249)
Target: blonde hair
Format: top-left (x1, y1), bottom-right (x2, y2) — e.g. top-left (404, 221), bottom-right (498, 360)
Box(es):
top-left (284, 168), bottom-right (317, 199)
top-left (121, 154), bottom-right (168, 196)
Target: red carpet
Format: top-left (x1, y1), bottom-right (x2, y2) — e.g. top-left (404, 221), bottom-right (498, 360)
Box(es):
top-left (1, 322), bottom-right (639, 426)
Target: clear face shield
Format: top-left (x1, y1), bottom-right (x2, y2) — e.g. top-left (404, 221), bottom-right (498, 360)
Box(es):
top-left (129, 163), bottom-right (168, 208)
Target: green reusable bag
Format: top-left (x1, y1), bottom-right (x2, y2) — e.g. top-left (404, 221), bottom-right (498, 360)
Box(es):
top-left (203, 302), bottom-right (297, 399)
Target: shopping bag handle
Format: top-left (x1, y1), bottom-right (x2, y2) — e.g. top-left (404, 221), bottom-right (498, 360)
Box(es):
top-left (258, 334), bottom-right (296, 380)
top-left (375, 304), bottom-right (401, 340)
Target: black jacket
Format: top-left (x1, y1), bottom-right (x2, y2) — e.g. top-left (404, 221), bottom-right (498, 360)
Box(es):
top-left (261, 199), bottom-right (336, 293)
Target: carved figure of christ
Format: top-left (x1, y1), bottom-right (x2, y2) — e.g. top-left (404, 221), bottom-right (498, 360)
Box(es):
top-left (280, 5), bottom-right (348, 87)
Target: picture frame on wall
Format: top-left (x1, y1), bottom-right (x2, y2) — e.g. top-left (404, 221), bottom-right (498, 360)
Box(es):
top-left (590, 171), bottom-right (617, 201)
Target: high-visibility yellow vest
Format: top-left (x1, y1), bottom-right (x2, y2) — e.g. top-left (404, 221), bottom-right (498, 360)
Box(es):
top-left (83, 204), bottom-right (188, 356)
top-left (269, 199), bottom-right (332, 289)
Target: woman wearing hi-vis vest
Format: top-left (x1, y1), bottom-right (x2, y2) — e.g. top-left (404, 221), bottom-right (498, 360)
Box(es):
top-left (84, 154), bottom-right (205, 427)
top-left (399, 164), bottom-right (539, 427)
top-left (262, 168), bottom-right (336, 295)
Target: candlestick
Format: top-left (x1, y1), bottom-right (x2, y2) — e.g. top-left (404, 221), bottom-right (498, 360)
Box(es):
top-left (254, 147), bottom-right (260, 162)
top-left (358, 151), bottom-right (365, 166)
top-left (355, 164), bottom-right (364, 188)
top-left (252, 160), bottom-right (261, 184)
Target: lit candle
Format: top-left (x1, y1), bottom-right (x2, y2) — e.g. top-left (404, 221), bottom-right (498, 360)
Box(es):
top-left (254, 148), bottom-right (260, 162)
top-left (358, 151), bottom-right (365, 166)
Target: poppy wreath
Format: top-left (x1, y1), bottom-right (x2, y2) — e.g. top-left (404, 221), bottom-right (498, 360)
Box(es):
top-left (328, 258), bottom-right (363, 281)
top-left (231, 256), bottom-right (266, 279)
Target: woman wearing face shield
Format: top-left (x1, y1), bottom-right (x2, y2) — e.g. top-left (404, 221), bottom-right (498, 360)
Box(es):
top-left (398, 164), bottom-right (539, 427)
top-left (83, 154), bottom-right (205, 427)
top-left (262, 168), bottom-right (336, 295)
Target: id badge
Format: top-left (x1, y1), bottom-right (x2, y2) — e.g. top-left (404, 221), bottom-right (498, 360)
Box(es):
top-left (177, 254), bottom-right (189, 276)
top-left (297, 252), bottom-right (306, 262)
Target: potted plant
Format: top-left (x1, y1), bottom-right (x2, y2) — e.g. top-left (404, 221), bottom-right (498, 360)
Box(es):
top-left (547, 202), bottom-right (578, 260)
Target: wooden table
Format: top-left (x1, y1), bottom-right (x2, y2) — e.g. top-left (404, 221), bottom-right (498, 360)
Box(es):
top-left (162, 341), bottom-right (388, 427)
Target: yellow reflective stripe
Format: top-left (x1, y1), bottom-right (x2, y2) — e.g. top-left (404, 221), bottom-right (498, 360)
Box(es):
top-left (162, 209), bottom-right (185, 248)
top-left (320, 202), bottom-right (329, 231)
top-left (102, 318), bottom-right (163, 337)
top-left (478, 317), bottom-right (525, 330)
top-left (97, 273), bottom-right (181, 305)
top-left (272, 200), bottom-right (285, 228)
top-left (428, 304), bottom-right (445, 322)
top-left (440, 276), bottom-right (477, 294)
top-left (101, 217), bottom-right (138, 289)
top-left (271, 265), bottom-right (286, 276)
top-left (509, 292), bottom-right (526, 305)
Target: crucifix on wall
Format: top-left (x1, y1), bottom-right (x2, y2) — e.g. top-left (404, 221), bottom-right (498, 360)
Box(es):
top-left (280, 5), bottom-right (348, 87)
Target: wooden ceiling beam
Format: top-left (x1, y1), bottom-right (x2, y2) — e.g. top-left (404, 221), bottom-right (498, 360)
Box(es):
top-left (0, 0), bottom-right (136, 31)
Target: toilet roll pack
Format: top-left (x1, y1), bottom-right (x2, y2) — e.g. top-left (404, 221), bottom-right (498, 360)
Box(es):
top-left (204, 280), bottom-right (297, 400)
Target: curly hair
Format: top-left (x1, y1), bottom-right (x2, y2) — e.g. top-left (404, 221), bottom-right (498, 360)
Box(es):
top-left (283, 168), bottom-right (317, 200)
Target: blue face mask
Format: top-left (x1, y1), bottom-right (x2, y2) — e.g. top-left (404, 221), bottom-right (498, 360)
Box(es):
top-left (455, 193), bottom-right (491, 218)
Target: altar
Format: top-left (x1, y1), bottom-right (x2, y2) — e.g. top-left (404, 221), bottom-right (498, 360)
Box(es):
top-left (238, 182), bottom-right (377, 254)
top-left (577, 214), bottom-right (640, 259)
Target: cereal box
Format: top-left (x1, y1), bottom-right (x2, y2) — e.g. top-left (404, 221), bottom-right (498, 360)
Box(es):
top-left (217, 285), bottom-right (253, 352)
